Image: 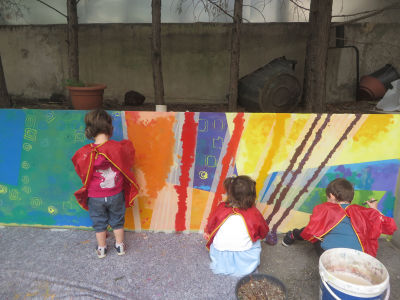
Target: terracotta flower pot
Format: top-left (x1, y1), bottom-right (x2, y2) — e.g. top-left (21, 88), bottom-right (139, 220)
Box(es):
top-left (359, 76), bottom-right (386, 101)
top-left (67, 84), bottom-right (107, 110)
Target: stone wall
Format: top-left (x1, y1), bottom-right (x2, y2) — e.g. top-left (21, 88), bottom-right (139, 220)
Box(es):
top-left (0, 23), bottom-right (399, 105)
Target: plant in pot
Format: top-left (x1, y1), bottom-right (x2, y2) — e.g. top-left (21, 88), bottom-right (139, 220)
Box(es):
top-left (65, 79), bottom-right (107, 110)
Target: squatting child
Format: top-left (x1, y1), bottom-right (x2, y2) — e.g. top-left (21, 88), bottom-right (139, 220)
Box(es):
top-left (282, 178), bottom-right (397, 257)
top-left (72, 109), bottom-right (139, 258)
top-left (204, 175), bottom-right (269, 276)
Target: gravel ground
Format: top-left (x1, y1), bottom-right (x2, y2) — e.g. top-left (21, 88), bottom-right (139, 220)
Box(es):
top-left (1, 226), bottom-right (399, 300)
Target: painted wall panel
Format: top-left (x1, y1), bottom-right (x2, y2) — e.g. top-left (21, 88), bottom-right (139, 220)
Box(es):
top-left (0, 109), bottom-right (399, 234)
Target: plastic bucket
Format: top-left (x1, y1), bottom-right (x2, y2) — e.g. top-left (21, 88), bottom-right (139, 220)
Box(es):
top-left (319, 248), bottom-right (390, 300)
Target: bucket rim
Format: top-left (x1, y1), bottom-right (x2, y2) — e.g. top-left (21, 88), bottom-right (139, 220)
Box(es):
top-left (319, 248), bottom-right (389, 297)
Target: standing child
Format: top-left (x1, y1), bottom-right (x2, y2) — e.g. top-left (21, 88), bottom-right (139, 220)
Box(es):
top-left (281, 178), bottom-right (397, 257)
top-left (204, 176), bottom-right (269, 276)
top-left (72, 109), bottom-right (139, 258)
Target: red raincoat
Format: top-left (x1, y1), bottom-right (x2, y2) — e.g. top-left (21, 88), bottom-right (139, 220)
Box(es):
top-left (205, 202), bottom-right (269, 250)
top-left (300, 202), bottom-right (397, 257)
top-left (72, 140), bottom-right (139, 211)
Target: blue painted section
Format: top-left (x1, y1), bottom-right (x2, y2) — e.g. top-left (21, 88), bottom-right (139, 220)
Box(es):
top-left (193, 113), bottom-right (227, 192)
top-left (0, 109), bottom-right (25, 186)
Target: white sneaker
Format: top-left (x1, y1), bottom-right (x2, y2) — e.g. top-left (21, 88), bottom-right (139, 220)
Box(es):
top-left (114, 243), bottom-right (126, 256)
top-left (96, 247), bottom-right (107, 259)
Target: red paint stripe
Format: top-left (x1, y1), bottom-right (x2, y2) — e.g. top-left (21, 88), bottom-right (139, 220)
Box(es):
top-left (210, 113), bottom-right (245, 214)
top-left (175, 112), bottom-right (198, 231)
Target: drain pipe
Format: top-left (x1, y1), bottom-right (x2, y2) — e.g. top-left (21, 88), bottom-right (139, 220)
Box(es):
top-left (328, 25), bottom-right (360, 100)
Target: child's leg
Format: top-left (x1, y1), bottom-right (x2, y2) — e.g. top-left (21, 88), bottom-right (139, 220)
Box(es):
top-left (107, 191), bottom-right (126, 251)
top-left (88, 197), bottom-right (109, 247)
top-left (96, 231), bottom-right (107, 247)
top-left (113, 228), bottom-right (124, 244)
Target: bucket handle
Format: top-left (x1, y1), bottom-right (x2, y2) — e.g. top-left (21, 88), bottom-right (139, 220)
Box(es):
top-left (384, 284), bottom-right (390, 300)
top-left (321, 277), bottom-right (341, 300)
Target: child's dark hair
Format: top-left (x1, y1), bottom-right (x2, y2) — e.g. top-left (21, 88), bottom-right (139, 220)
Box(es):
top-left (224, 175), bottom-right (256, 209)
top-left (84, 109), bottom-right (113, 140)
top-left (326, 178), bottom-right (354, 203)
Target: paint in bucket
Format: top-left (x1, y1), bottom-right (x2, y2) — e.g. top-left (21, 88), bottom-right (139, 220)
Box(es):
top-left (319, 248), bottom-right (389, 300)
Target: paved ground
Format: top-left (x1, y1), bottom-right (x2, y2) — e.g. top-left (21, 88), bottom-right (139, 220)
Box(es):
top-left (1, 226), bottom-right (399, 300)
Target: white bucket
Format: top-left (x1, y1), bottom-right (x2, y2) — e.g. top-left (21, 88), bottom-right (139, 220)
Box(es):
top-left (319, 248), bottom-right (390, 300)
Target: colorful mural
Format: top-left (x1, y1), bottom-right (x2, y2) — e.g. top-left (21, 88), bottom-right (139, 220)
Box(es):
top-left (0, 109), bottom-right (399, 233)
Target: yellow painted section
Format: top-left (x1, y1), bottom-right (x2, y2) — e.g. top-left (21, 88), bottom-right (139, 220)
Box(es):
top-left (236, 114), bottom-right (276, 175)
top-left (272, 114), bottom-right (310, 171)
top-left (190, 188), bottom-right (211, 230)
top-left (278, 209), bottom-right (311, 233)
top-left (255, 114), bottom-right (291, 195)
top-left (124, 206), bottom-right (135, 230)
top-left (335, 114), bottom-right (400, 165)
top-left (138, 196), bottom-right (153, 230)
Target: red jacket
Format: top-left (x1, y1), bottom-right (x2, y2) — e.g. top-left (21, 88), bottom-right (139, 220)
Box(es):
top-left (205, 202), bottom-right (269, 250)
top-left (72, 140), bottom-right (139, 210)
top-left (300, 202), bottom-right (397, 257)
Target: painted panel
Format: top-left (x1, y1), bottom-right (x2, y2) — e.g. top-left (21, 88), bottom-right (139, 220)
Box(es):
top-left (0, 109), bottom-right (399, 233)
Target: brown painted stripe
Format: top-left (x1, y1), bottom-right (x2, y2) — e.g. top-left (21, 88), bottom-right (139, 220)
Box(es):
top-left (266, 114), bottom-right (322, 205)
top-left (266, 114), bottom-right (332, 224)
top-left (272, 114), bottom-right (362, 232)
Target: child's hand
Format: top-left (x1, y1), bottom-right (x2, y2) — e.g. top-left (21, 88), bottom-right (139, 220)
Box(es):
top-left (363, 199), bottom-right (378, 210)
top-left (203, 232), bottom-right (210, 240)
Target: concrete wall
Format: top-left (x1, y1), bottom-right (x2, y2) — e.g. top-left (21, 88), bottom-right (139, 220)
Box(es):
top-left (0, 23), bottom-right (399, 105)
top-left (326, 23), bottom-right (400, 103)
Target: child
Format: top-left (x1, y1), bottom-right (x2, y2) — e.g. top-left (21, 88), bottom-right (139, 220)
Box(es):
top-left (282, 178), bottom-right (397, 257)
top-left (72, 109), bottom-right (139, 258)
top-left (204, 175), bottom-right (269, 276)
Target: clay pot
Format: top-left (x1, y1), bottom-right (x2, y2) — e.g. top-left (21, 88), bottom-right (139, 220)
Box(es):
top-left (67, 84), bottom-right (106, 110)
top-left (359, 76), bottom-right (386, 101)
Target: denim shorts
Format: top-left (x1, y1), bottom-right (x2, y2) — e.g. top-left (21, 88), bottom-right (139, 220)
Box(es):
top-left (88, 191), bottom-right (126, 232)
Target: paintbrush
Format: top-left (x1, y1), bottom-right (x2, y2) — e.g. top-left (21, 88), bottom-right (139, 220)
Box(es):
top-left (363, 199), bottom-right (377, 206)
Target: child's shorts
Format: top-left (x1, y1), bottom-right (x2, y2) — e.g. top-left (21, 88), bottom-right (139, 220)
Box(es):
top-left (88, 191), bottom-right (126, 232)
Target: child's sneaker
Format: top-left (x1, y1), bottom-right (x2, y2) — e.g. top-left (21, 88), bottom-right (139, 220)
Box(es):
top-left (282, 231), bottom-right (295, 247)
top-left (114, 243), bottom-right (126, 256)
top-left (96, 246), bottom-right (107, 259)
top-left (264, 231), bottom-right (278, 245)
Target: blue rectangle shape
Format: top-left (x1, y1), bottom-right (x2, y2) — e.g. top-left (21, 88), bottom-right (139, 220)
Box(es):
top-left (0, 109), bottom-right (25, 186)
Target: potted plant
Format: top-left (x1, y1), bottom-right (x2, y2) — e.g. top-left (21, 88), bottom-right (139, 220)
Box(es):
top-left (66, 79), bottom-right (107, 110)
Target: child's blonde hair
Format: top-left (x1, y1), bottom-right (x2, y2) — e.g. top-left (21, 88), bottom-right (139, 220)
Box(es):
top-left (224, 175), bottom-right (256, 209)
top-left (84, 109), bottom-right (113, 140)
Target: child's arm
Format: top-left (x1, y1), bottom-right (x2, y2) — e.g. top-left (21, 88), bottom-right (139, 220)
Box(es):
top-left (364, 198), bottom-right (397, 235)
top-left (363, 198), bottom-right (378, 209)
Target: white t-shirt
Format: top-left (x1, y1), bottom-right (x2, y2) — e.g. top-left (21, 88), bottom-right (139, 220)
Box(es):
top-left (212, 214), bottom-right (253, 251)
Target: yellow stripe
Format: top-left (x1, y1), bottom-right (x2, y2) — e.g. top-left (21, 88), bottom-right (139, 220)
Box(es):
top-left (234, 209), bottom-right (253, 242)
top-left (207, 213), bottom-right (233, 246)
top-left (345, 206), bottom-right (365, 253)
top-left (83, 151), bottom-right (94, 186)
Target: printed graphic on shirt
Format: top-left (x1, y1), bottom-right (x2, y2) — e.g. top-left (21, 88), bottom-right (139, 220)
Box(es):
top-left (98, 167), bottom-right (117, 189)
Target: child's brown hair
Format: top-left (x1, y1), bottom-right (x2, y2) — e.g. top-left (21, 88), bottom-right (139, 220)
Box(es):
top-left (84, 109), bottom-right (113, 140)
top-left (325, 178), bottom-right (354, 203)
top-left (224, 175), bottom-right (257, 209)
